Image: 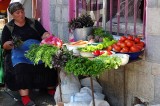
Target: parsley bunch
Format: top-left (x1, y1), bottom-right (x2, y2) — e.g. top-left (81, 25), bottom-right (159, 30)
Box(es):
top-left (25, 44), bottom-right (59, 68)
top-left (64, 57), bottom-right (106, 77)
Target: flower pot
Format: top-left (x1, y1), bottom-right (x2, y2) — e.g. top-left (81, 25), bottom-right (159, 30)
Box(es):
top-left (73, 27), bottom-right (93, 41)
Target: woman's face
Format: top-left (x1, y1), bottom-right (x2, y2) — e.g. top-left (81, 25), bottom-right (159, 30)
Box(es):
top-left (12, 9), bottom-right (25, 22)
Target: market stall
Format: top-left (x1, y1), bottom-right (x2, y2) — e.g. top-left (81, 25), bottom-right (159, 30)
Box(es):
top-left (22, 13), bottom-right (145, 106)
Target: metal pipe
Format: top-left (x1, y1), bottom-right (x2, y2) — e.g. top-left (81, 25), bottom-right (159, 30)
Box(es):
top-left (125, 0), bottom-right (128, 35)
top-left (110, 0), bottom-right (113, 33)
top-left (96, 0), bottom-right (100, 26)
top-left (76, 0), bottom-right (79, 17)
top-left (102, 0), bottom-right (107, 31)
top-left (90, 77), bottom-right (95, 106)
top-left (143, 0), bottom-right (146, 39)
top-left (134, 0), bottom-right (138, 35)
top-left (117, 0), bottom-right (120, 35)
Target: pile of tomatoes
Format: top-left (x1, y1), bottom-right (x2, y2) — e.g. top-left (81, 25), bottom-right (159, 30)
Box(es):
top-left (111, 35), bottom-right (145, 53)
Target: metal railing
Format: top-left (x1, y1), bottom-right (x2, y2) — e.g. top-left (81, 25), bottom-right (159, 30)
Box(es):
top-left (75, 0), bottom-right (146, 38)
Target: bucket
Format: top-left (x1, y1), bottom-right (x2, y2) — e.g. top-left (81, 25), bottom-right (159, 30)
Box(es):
top-left (73, 27), bottom-right (93, 41)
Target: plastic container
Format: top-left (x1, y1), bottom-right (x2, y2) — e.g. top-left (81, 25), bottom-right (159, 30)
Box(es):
top-left (80, 51), bottom-right (94, 58)
top-left (125, 50), bottom-right (144, 60)
top-left (112, 54), bottom-right (129, 65)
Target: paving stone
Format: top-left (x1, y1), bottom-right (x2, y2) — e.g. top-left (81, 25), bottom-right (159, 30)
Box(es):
top-left (154, 76), bottom-right (160, 99)
top-left (55, 6), bottom-right (62, 22)
top-left (50, 0), bottom-right (57, 5)
top-left (147, 0), bottom-right (158, 8)
top-left (58, 23), bottom-right (63, 38)
top-left (136, 71), bottom-right (154, 101)
top-left (0, 88), bottom-right (55, 106)
top-left (62, 6), bottom-right (69, 22)
top-left (151, 63), bottom-right (160, 75)
top-left (62, 0), bottom-right (69, 5)
top-left (57, 0), bottom-right (62, 5)
top-left (62, 23), bottom-right (69, 43)
top-left (50, 5), bottom-right (56, 21)
top-left (147, 8), bottom-right (160, 35)
top-left (50, 22), bottom-right (58, 35)
top-left (146, 36), bottom-right (160, 63)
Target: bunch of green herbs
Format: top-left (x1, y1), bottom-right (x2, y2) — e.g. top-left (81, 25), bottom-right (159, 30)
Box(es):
top-left (25, 44), bottom-right (59, 68)
top-left (64, 57), bottom-right (106, 77)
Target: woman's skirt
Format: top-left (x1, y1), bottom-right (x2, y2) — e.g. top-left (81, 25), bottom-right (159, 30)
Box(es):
top-left (5, 60), bottom-right (58, 91)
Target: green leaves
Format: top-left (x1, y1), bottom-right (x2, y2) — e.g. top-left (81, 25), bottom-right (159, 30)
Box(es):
top-left (78, 38), bottom-right (117, 52)
top-left (65, 57), bottom-right (105, 77)
top-left (64, 55), bottom-right (122, 77)
top-left (25, 44), bottom-right (59, 68)
top-left (68, 14), bottom-right (94, 30)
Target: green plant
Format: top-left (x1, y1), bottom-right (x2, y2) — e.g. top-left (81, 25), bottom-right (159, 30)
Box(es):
top-left (93, 27), bottom-right (113, 40)
top-left (68, 14), bottom-right (94, 30)
top-left (52, 47), bottom-right (77, 68)
top-left (64, 54), bottom-right (122, 77)
top-left (25, 44), bottom-right (59, 68)
top-left (64, 57), bottom-right (106, 77)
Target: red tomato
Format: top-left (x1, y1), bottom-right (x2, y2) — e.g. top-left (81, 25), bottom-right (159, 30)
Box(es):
top-left (130, 46), bottom-right (140, 52)
top-left (120, 36), bottom-right (127, 41)
top-left (134, 38), bottom-right (140, 43)
top-left (120, 42), bottom-right (127, 48)
top-left (113, 45), bottom-right (121, 52)
top-left (122, 47), bottom-right (129, 52)
top-left (127, 35), bottom-right (134, 41)
top-left (93, 50), bottom-right (100, 56)
top-left (117, 40), bottom-right (123, 46)
top-left (138, 41), bottom-right (145, 47)
top-left (135, 44), bottom-right (143, 50)
top-left (112, 44), bottom-right (117, 48)
top-left (124, 39), bottom-right (132, 43)
top-left (126, 41), bottom-right (134, 47)
top-left (107, 50), bottom-right (112, 55)
top-left (120, 49), bottom-right (128, 53)
top-left (107, 45), bottom-right (113, 51)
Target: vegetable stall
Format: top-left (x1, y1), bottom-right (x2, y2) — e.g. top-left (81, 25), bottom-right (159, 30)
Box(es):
top-left (23, 30), bottom-right (145, 105)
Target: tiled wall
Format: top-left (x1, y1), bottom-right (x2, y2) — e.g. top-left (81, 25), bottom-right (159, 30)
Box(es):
top-left (49, 0), bottom-right (69, 42)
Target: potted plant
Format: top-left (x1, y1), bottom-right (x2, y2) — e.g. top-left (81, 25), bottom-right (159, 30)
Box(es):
top-left (68, 14), bottom-right (94, 41)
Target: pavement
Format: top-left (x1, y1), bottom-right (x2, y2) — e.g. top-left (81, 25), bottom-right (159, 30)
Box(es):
top-left (0, 87), bottom-right (56, 106)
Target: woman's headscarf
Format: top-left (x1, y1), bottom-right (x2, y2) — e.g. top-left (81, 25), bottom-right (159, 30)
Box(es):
top-left (8, 2), bottom-right (24, 14)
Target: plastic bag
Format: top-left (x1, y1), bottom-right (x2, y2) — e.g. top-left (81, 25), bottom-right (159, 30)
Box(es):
top-left (89, 99), bottom-right (110, 106)
top-left (54, 70), bottom-right (81, 103)
top-left (64, 102), bottom-right (89, 106)
top-left (71, 87), bottom-right (105, 104)
top-left (80, 77), bottom-right (102, 93)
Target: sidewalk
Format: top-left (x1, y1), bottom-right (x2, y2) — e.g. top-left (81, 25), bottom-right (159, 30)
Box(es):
top-left (0, 87), bottom-right (56, 106)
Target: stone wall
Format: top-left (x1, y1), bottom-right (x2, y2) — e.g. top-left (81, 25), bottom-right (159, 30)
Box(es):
top-left (48, 0), bottom-right (160, 105)
top-left (49, 0), bottom-right (69, 42)
top-left (99, 0), bottom-right (160, 106)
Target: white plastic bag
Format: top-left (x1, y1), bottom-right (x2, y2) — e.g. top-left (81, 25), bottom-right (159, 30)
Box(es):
top-left (54, 70), bottom-right (81, 103)
top-left (89, 99), bottom-right (110, 106)
top-left (64, 102), bottom-right (89, 106)
top-left (80, 77), bottom-right (102, 93)
top-left (71, 87), bottom-right (105, 104)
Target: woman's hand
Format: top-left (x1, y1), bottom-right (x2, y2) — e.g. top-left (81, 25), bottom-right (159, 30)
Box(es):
top-left (3, 41), bottom-right (14, 50)
top-left (41, 32), bottom-right (50, 40)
